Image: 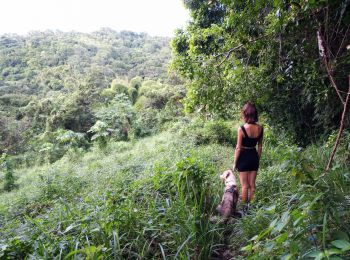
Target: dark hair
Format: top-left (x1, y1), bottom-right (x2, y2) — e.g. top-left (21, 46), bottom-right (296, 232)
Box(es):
top-left (241, 102), bottom-right (258, 123)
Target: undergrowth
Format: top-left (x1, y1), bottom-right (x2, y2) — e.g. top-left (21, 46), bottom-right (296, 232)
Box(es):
top-left (0, 125), bottom-right (232, 259)
top-left (0, 121), bottom-right (349, 259)
top-left (234, 130), bottom-right (350, 259)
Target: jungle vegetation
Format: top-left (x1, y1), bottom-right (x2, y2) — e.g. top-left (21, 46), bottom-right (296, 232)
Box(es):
top-left (1, 1), bottom-right (350, 259)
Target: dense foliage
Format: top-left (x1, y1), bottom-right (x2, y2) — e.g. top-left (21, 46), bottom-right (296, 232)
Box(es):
top-left (1, 1), bottom-right (349, 259)
top-left (171, 0), bottom-right (350, 144)
top-left (0, 29), bottom-right (184, 162)
top-left (1, 119), bottom-right (349, 259)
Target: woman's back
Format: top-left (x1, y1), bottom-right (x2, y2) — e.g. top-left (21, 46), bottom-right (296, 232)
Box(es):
top-left (241, 123), bottom-right (263, 147)
top-left (242, 123), bottom-right (263, 139)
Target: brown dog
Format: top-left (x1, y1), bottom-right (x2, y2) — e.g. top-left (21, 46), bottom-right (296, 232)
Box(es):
top-left (216, 170), bottom-right (239, 220)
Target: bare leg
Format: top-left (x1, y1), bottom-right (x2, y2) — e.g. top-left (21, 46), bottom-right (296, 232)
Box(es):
top-left (239, 171), bottom-right (249, 203)
top-left (247, 171), bottom-right (257, 202)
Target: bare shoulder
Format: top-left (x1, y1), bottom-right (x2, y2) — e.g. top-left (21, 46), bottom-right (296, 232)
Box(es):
top-left (256, 123), bottom-right (263, 130)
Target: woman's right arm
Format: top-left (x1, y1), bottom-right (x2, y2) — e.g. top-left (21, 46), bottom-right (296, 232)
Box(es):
top-left (258, 126), bottom-right (263, 158)
top-left (234, 127), bottom-right (243, 169)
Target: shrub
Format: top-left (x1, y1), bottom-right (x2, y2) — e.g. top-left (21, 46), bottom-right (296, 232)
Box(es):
top-left (173, 154), bottom-right (213, 204)
top-left (128, 86), bottom-right (138, 104)
top-left (129, 76), bottom-right (142, 90)
top-left (55, 129), bottom-right (88, 150)
top-left (88, 120), bottom-right (109, 149)
top-left (113, 83), bottom-right (128, 95)
top-left (325, 130), bottom-right (350, 168)
top-left (1, 153), bottom-right (16, 191)
top-left (100, 88), bottom-right (116, 102)
top-left (203, 120), bottom-right (236, 145)
top-left (28, 129), bottom-right (89, 164)
top-left (180, 118), bottom-right (236, 146)
top-left (94, 94), bottom-right (136, 141)
top-left (111, 80), bottom-right (128, 95)
top-left (134, 95), bottom-right (149, 111)
top-left (130, 112), bottom-right (155, 138)
top-left (238, 138), bottom-right (350, 259)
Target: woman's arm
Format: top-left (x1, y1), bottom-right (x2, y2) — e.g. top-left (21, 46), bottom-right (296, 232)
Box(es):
top-left (258, 126), bottom-right (263, 158)
top-left (233, 127), bottom-right (243, 169)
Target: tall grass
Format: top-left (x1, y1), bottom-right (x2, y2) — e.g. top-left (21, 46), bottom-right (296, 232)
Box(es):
top-left (0, 128), bottom-right (233, 258)
top-left (1, 122), bottom-right (349, 259)
top-left (230, 131), bottom-right (350, 259)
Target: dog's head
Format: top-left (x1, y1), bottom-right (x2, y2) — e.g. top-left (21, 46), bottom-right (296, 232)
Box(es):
top-left (220, 170), bottom-right (236, 185)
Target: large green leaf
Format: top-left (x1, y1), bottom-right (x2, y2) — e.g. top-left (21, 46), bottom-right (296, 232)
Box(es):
top-left (331, 240), bottom-right (350, 251)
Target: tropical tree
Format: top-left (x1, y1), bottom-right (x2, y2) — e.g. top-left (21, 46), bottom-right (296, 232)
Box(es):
top-left (171, 0), bottom-right (350, 144)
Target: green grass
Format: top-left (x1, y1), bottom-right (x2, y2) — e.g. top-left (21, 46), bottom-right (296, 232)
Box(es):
top-left (1, 123), bottom-right (349, 259)
top-left (0, 129), bottom-right (234, 258)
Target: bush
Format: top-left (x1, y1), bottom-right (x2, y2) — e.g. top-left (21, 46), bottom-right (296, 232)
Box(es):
top-left (237, 137), bottom-right (350, 259)
top-left (113, 83), bottom-right (128, 95)
top-left (134, 95), bottom-right (149, 111)
top-left (101, 80), bottom-right (130, 103)
top-left (111, 79), bottom-right (127, 91)
top-left (173, 154), bottom-right (213, 203)
top-left (93, 94), bottom-right (136, 141)
top-left (128, 86), bottom-right (138, 104)
top-left (1, 153), bottom-right (16, 191)
top-left (180, 118), bottom-right (236, 146)
top-left (130, 112), bottom-right (156, 138)
top-left (129, 76), bottom-right (142, 90)
top-left (100, 88), bottom-right (116, 102)
top-left (28, 129), bottom-right (89, 164)
top-left (88, 120), bottom-right (109, 149)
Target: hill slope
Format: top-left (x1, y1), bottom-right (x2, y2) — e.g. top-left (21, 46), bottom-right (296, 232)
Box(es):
top-left (0, 28), bottom-right (171, 98)
top-left (0, 29), bottom-right (178, 156)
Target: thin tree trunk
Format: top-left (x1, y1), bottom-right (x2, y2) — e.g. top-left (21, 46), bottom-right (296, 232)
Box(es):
top-left (317, 30), bottom-right (345, 104)
top-left (326, 77), bottom-right (350, 171)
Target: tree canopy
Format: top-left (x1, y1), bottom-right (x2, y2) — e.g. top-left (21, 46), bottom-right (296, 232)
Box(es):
top-left (171, 0), bottom-right (350, 144)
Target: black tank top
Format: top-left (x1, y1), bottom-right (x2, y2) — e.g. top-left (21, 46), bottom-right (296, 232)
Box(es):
top-left (241, 125), bottom-right (263, 147)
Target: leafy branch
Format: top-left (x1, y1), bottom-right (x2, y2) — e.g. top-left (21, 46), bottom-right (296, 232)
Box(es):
top-left (216, 34), bottom-right (270, 67)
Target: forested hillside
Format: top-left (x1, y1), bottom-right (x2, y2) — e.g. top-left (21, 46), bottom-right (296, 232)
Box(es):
top-left (1, 0), bottom-right (350, 259)
top-left (0, 29), bottom-right (180, 160)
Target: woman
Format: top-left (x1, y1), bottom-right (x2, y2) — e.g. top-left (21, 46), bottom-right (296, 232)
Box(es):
top-left (233, 102), bottom-right (263, 212)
